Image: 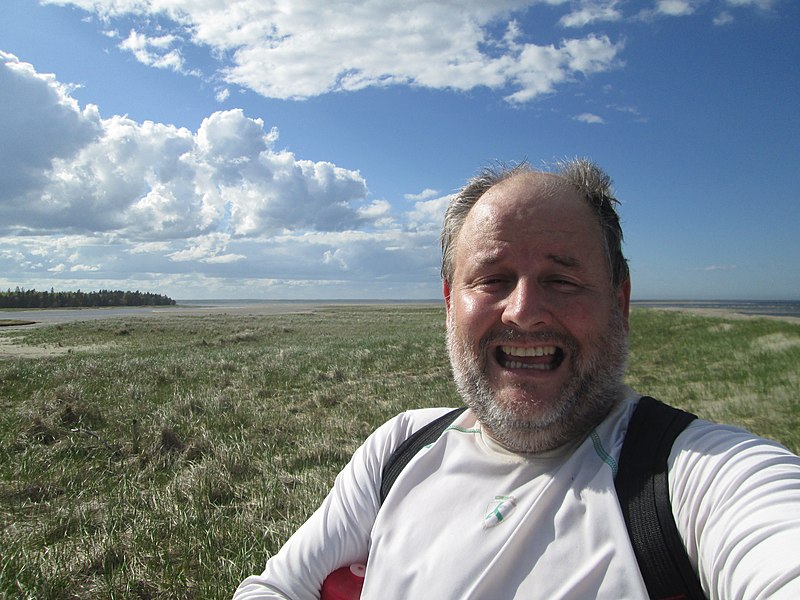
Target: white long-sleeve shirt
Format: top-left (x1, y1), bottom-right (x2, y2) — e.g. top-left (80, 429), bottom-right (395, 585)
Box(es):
top-left (234, 390), bottom-right (800, 599)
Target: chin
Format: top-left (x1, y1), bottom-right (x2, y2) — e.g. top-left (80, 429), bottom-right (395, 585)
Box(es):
top-left (447, 308), bottom-right (629, 454)
top-left (476, 383), bottom-right (623, 453)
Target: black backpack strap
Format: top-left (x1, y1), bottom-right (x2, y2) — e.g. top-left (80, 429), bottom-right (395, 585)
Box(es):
top-left (616, 396), bottom-right (706, 600)
top-left (379, 406), bottom-right (467, 504)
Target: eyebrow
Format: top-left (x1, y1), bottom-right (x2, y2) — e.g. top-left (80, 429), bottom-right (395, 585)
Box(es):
top-left (469, 249), bottom-right (503, 268)
top-left (468, 251), bottom-right (583, 271)
top-left (546, 253), bottom-right (581, 269)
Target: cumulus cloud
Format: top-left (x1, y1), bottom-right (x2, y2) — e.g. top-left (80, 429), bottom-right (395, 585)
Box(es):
top-left (41, 0), bottom-right (625, 104)
top-left (0, 51), bottom-right (102, 204)
top-left (0, 51), bottom-right (446, 298)
top-left (0, 55), bottom-right (371, 239)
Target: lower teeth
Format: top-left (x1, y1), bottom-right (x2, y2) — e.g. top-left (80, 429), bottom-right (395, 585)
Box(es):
top-left (505, 360), bottom-right (552, 371)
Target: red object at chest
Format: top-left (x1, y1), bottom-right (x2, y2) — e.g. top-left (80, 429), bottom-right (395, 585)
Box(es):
top-left (321, 564), bottom-right (366, 600)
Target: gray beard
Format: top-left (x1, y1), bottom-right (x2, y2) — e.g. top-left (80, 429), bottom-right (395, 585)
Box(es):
top-left (446, 307), bottom-right (629, 454)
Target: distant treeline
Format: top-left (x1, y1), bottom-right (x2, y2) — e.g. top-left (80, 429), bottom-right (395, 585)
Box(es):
top-left (0, 288), bottom-right (176, 309)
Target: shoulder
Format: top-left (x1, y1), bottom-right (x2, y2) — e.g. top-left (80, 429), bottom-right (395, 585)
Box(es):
top-left (668, 420), bottom-right (800, 596)
top-left (370, 407), bottom-right (465, 455)
top-left (350, 407), bottom-right (465, 471)
top-left (671, 418), bottom-right (798, 472)
top-left (669, 417), bottom-right (800, 503)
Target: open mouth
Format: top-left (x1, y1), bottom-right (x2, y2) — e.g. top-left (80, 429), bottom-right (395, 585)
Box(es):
top-left (496, 345), bottom-right (565, 371)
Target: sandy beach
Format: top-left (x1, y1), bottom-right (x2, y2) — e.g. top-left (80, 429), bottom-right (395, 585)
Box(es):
top-left (0, 301), bottom-right (336, 328)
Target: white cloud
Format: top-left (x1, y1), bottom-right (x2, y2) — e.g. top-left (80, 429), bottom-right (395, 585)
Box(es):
top-left (0, 51), bottom-right (447, 298)
top-left (501, 33), bottom-right (625, 103)
top-left (42, 0), bottom-right (625, 104)
top-left (712, 0), bottom-right (778, 25)
top-left (357, 200), bottom-right (394, 227)
top-left (406, 195), bottom-right (453, 232)
top-left (635, 0), bottom-right (776, 22)
top-left (323, 249), bottom-right (349, 270)
top-left (725, 0), bottom-right (776, 8)
top-left (0, 51), bottom-right (102, 205)
top-left (655, 0), bottom-right (697, 17)
top-left (404, 188), bottom-right (440, 202)
top-left (713, 11), bottom-right (735, 24)
top-left (574, 112), bottom-right (606, 124)
top-left (215, 87), bottom-right (231, 102)
top-left (607, 104), bottom-right (649, 122)
top-left (559, 1), bottom-right (623, 27)
top-left (0, 56), bottom-right (372, 239)
top-left (119, 29), bottom-right (187, 72)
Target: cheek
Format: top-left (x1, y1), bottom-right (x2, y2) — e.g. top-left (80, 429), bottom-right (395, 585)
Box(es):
top-left (560, 301), bottom-right (616, 343)
top-left (451, 291), bottom-right (492, 331)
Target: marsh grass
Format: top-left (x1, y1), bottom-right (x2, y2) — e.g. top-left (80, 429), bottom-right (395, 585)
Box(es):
top-left (626, 310), bottom-right (800, 451)
top-left (0, 305), bottom-right (798, 598)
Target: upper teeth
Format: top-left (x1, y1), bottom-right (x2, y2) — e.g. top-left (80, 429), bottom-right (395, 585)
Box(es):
top-left (501, 345), bottom-right (557, 357)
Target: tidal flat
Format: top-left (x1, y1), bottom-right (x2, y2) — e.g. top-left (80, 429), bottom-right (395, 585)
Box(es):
top-left (1, 305), bottom-right (798, 598)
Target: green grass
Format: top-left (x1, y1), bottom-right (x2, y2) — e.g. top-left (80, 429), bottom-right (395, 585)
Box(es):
top-left (626, 309), bottom-right (800, 452)
top-left (0, 306), bottom-right (798, 598)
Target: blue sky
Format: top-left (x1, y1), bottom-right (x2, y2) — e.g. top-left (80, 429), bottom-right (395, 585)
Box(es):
top-left (1, 0), bottom-right (798, 300)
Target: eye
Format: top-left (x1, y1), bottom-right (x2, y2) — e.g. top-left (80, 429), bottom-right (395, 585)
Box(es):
top-left (547, 276), bottom-right (582, 291)
top-left (473, 276), bottom-right (511, 293)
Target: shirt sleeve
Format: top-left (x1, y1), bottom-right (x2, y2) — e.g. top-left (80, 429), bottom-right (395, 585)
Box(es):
top-left (669, 421), bottom-right (800, 599)
top-left (232, 408), bottom-right (455, 600)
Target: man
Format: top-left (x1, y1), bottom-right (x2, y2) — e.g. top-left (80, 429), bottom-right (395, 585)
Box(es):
top-left (235, 160), bottom-right (800, 599)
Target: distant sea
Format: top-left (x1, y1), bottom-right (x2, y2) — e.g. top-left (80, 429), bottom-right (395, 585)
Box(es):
top-left (180, 298), bottom-right (800, 319)
top-left (630, 300), bottom-right (800, 320)
top-left (176, 299), bottom-right (441, 307)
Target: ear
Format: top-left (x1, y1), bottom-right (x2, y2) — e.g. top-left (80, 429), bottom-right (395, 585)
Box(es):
top-left (443, 279), bottom-right (453, 319)
top-left (617, 278), bottom-right (631, 332)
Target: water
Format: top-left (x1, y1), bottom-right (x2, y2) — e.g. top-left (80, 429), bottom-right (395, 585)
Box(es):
top-left (631, 300), bottom-right (800, 319)
top-left (173, 299), bottom-right (800, 319)
top-left (0, 299), bottom-right (442, 326)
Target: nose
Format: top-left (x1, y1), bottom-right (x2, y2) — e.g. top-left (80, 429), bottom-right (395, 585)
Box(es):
top-left (501, 278), bottom-right (551, 330)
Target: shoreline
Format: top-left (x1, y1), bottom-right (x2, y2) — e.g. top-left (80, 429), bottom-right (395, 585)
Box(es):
top-left (630, 300), bottom-right (800, 324)
top-left (633, 306), bottom-right (800, 324)
top-left (1, 301), bottom-right (797, 359)
top-left (1, 300), bottom-right (799, 328)
top-left (0, 301), bottom-right (443, 329)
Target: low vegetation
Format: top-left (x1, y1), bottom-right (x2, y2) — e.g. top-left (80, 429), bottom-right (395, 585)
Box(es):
top-left (0, 306), bottom-right (798, 598)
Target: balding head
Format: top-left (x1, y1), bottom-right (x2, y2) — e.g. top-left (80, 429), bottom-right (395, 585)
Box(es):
top-left (441, 159), bottom-right (629, 290)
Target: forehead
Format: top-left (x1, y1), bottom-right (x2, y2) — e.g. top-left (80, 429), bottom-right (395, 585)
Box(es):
top-left (454, 172), bottom-right (607, 270)
top-left (468, 172), bottom-right (598, 237)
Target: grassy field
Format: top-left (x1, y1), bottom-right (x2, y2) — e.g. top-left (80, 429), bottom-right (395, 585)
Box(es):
top-left (0, 306), bottom-right (798, 598)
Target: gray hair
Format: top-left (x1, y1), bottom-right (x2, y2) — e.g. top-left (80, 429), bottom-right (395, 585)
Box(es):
top-left (440, 158), bottom-right (630, 289)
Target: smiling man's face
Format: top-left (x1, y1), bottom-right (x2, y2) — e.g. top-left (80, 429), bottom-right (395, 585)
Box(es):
top-left (443, 172), bottom-right (631, 453)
